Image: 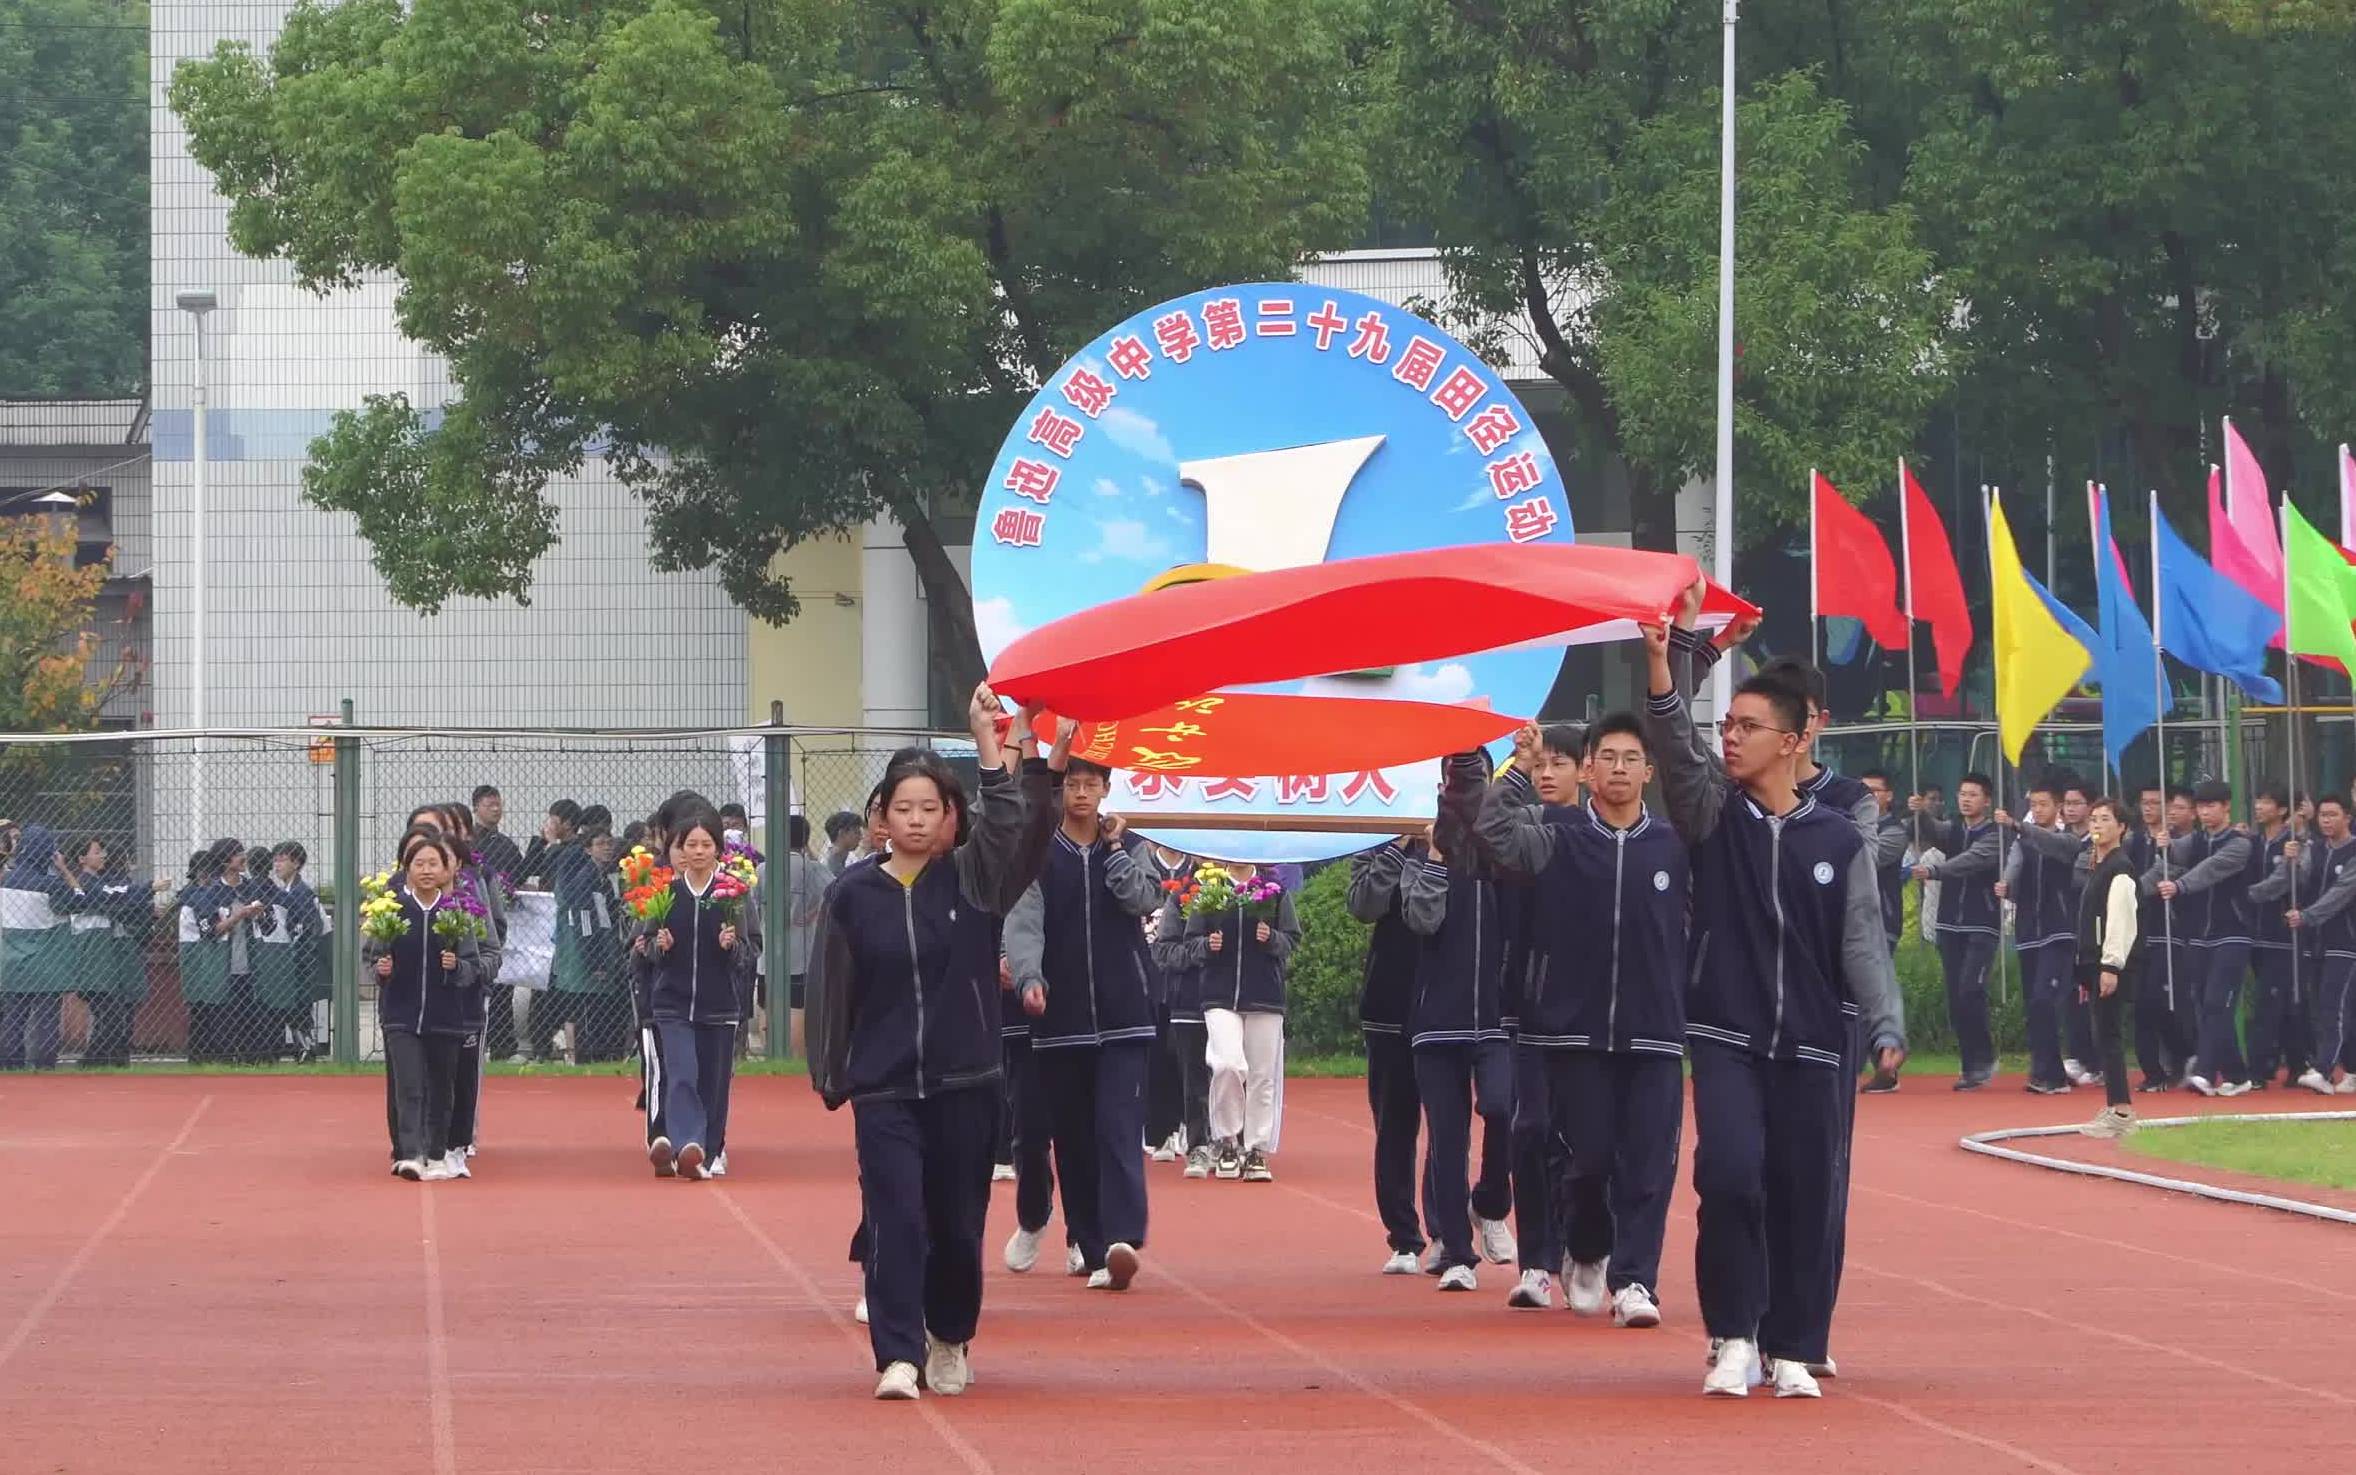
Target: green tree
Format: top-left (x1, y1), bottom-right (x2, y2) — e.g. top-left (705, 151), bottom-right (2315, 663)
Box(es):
top-left (169, 0), bottom-right (1372, 685)
top-left (1368, 0), bottom-right (1952, 556)
top-left (0, 508), bottom-right (120, 731)
top-left (0, 0), bottom-right (149, 398)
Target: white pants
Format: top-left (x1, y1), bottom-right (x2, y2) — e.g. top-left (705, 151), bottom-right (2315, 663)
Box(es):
top-left (1204, 1008), bottom-right (1285, 1153)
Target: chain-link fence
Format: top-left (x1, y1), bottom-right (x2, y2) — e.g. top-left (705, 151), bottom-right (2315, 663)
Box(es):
top-left (0, 724), bottom-right (969, 1067)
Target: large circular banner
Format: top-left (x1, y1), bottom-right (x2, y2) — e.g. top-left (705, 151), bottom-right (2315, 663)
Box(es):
top-left (971, 283), bottom-right (1573, 863)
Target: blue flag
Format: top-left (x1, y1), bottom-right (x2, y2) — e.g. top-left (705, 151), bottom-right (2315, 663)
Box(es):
top-left (2091, 489), bottom-right (2162, 773)
top-left (2153, 502), bottom-right (2285, 704)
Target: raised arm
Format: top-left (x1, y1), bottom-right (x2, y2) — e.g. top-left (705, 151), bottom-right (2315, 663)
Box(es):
top-left (1346, 843), bottom-right (1411, 923)
top-left (1931, 825), bottom-right (1999, 881)
top-left (1398, 856), bottom-right (1450, 937)
top-left (1475, 735), bottom-right (1561, 880)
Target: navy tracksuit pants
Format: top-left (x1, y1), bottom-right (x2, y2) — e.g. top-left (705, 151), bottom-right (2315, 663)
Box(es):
top-left (1414, 1040), bottom-right (1513, 1272)
top-left (1509, 1041), bottom-right (1572, 1274)
top-left (2247, 947), bottom-right (2314, 1081)
top-left (1001, 1037), bottom-right (1059, 1238)
top-left (2020, 942), bottom-right (2075, 1087)
top-left (654, 1019), bottom-right (736, 1156)
top-left (854, 1085), bottom-right (998, 1371)
top-left (1936, 932), bottom-right (1999, 1079)
top-left (2315, 957), bottom-right (2356, 1077)
top-left (1690, 1041), bottom-right (1845, 1366)
top-left (2190, 942), bottom-right (2252, 1085)
top-left (1039, 1041), bottom-right (1151, 1270)
top-left (1366, 1030), bottom-right (1440, 1255)
top-left (2133, 938), bottom-right (2196, 1081)
top-left (1557, 1050), bottom-right (1683, 1296)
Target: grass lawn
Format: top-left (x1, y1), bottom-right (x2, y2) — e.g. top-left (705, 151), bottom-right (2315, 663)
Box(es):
top-left (2123, 1117), bottom-right (2356, 1193)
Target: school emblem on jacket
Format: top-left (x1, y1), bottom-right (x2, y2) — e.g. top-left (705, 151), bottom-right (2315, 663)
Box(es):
top-left (1653, 870), bottom-right (1670, 891)
top-left (1813, 861), bottom-right (1836, 886)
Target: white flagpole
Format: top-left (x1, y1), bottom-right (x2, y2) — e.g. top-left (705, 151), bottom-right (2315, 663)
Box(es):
top-left (2281, 498), bottom-right (2304, 1014)
top-left (2341, 443), bottom-right (2354, 549)
top-left (2089, 482), bottom-right (2117, 795)
top-left (1986, 485), bottom-right (2009, 1010)
top-left (1809, 467), bottom-right (1821, 672)
top-left (1901, 457), bottom-right (1922, 814)
top-left (2149, 490), bottom-right (2179, 1024)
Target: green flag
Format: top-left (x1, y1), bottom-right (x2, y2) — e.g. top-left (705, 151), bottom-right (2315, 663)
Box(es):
top-left (2283, 498), bottom-right (2356, 673)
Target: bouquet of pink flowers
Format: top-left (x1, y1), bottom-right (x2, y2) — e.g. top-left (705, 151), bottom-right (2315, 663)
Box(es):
top-left (434, 876), bottom-right (492, 947)
top-left (709, 848), bottom-right (760, 924)
top-left (1237, 872), bottom-right (1285, 922)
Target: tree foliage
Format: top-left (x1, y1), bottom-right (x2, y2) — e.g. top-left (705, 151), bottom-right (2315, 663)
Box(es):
top-left (0, 0), bottom-right (149, 398)
top-left (0, 510), bottom-right (118, 732)
top-left (170, 0), bottom-right (1373, 684)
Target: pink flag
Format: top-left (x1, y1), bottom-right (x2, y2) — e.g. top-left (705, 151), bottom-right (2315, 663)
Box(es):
top-left (2215, 418), bottom-right (2283, 610)
top-left (2340, 443), bottom-right (2355, 548)
top-left (2088, 482), bottom-right (2136, 602)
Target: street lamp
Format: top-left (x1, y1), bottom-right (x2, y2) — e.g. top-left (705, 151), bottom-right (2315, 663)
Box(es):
top-left (1712, 0), bottom-right (1737, 723)
top-left (176, 289), bottom-right (217, 849)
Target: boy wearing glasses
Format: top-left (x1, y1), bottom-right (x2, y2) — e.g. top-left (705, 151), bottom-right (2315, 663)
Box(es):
top-left (1639, 581), bottom-right (1904, 1401)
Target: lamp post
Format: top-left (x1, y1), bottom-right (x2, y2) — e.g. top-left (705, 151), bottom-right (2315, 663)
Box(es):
top-left (1711, 0), bottom-right (1738, 722)
top-left (176, 290), bottom-right (217, 850)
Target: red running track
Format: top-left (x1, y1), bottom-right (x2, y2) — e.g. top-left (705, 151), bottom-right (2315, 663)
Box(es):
top-left (1, 1071), bottom-right (2350, 1475)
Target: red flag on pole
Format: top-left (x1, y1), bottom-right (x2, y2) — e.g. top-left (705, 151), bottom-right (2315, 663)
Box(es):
top-left (1901, 460), bottom-right (1974, 699)
top-left (1810, 471), bottom-right (1908, 650)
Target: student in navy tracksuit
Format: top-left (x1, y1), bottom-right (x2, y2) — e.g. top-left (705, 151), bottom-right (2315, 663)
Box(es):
top-left (1148, 851), bottom-right (1217, 1182)
top-left (1909, 774), bottom-right (2001, 1088)
top-left (2142, 780), bottom-right (2255, 1096)
top-left (1861, 772), bottom-right (1909, 955)
top-left (2282, 795), bottom-right (2356, 1091)
top-left (1003, 760), bottom-right (1164, 1290)
top-left (808, 687), bottom-right (1061, 1401)
top-left (636, 804), bottom-right (762, 1181)
top-left (436, 803), bottom-right (506, 1172)
top-left (2242, 785), bottom-right (2314, 1087)
top-left (2000, 775), bottom-right (2085, 1094)
top-left (1346, 835), bottom-right (1442, 1274)
top-left (2124, 784), bottom-right (2193, 1088)
top-left (1478, 713), bottom-right (1685, 1326)
top-left (369, 829), bottom-right (488, 1180)
top-left (1398, 751), bottom-right (1517, 1290)
top-left (1640, 593), bottom-right (1904, 1401)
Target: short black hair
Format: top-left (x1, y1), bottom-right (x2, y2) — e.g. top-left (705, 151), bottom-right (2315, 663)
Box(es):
top-left (1755, 657), bottom-right (1827, 712)
top-left (2193, 779), bottom-right (2233, 807)
top-left (1862, 768), bottom-right (1891, 787)
top-left (1733, 673), bottom-right (1808, 736)
top-left (2134, 777), bottom-right (2161, 798)
top-left (1922, 781), bottom-right (1946, 796)
top-left (2060, 775), bottom-right (2093, 802)
top-left (1540, 722), bottom-right (1587, 759)
top-left (2320, 794), bottom-right (2349, 816)
top-left (1583, 711), bottom-right (1649, 760)
top-left (1959, 771), bottom-right (1994, 799)
top-left (471, 784), bottom-right (500, 806)
top-left (2087, 795), bottom-right (2124, 823)
top-left (548, 799), bottom-right (582, 824)
top-left (273, 841), bottom-right (307, 868)
top-left (1063, 758), bottom-right (1113, 785)
top-left (789, 814), bottom-right (811, 851)
top-left (720, 802), bottom-right (749, 823)
top-left (2168, 784), bottom-right (2195, 806)
top-left (578, 804), bottom-right (613, 831)
top-left (2258, 782), bottom-right (2290, 811)
top-left (2028, 774), bottom-right (2061, 801)
top-left (825, 810), bottom-right (860, 841)
top-left (621, 821), bottom-right (650, 848)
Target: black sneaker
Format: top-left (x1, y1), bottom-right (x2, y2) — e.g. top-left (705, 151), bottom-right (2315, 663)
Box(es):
top-left (1859, 1071), bottom-right (1900, 1095)
top-left (2135, 1077), bottom-right (2173, 1093)
top-left (1953, 1075), bottom-right (1988, 1092)
top-left (1214, 1142), bottom-right (1243, 1180)
top-left (2025, 1079), bottom-right (2070, 1095)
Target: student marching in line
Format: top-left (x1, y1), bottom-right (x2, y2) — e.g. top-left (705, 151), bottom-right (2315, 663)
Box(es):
top-left (810, 687), bottom-right (1064, 1400)
top-left (1346, 832), bottom-right (1443, 1274)
top-left (1909, 775), bottom-right (2001, 1089)
top-left (2268, 795), bottom-right (2356, 1094)
top-left (1640, 583), bottom-right (1905, 1401)
top-left (2142, 780), bottom-right (2255, 1096)
top-left (1172, 859), bottom-right (1301, 1182)
top-left (2075, 798), bottom-right (2142, 1138)
top-left (70, 838), bottom-right (166, 1068)
top-left (637, 802), bottom-right (762, 1182)
top-left (552, 825), bottom-right (631, 1062)
top-left (1861, 772), bottom-right (1910, 962)
top-left (371, 829), bottom-right (489, 1181)
top-left (1479, 714), bottom-right (1683, 1327)
top-left (2052, 778), bottom-right (2103, 1084)
top-left (1004, 760), bottom-right (1163, 1290)
top-left (1398, 753), bottom-right (1518, 1292)
top-left (254, 842), bottom-right (328, 1064)
top-left (1998, 775), bottom-right (2088, 1095)
top-left (1141, 843), bottom-right (1209, 1174)
top-left (2243, 785), bottom-right (2315, 1089)
top-left (1, 826), bottom-right (89, 1070)
top-left (434, 803), bottom-right (505, 1174)
top-left (2125, 783), bottom-right (2194, 1088)
top-left (181, 839), bottom-right (268, 1065)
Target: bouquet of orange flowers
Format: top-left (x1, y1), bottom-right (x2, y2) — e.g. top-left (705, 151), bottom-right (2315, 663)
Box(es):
top-left (618, 846), bottom-right (677, 926)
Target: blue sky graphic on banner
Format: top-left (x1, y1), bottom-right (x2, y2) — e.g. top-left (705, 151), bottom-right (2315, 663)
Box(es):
top-left (971, 283), bottom-right (1573, 863)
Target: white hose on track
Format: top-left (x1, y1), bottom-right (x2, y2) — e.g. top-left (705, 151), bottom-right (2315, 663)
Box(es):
top-left (1958, 1111), bottom-right (2356, 1226)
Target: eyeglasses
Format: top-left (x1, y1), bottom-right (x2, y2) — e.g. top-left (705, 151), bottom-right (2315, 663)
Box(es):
top-left (1591, 751), bottom-right (1648, 770)
top-left (1721, 718), bottom-right (1794, 741)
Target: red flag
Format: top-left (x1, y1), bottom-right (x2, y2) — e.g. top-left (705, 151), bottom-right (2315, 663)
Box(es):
top-left (1810, 472), bottom-right (1908, 650)
top-left (1901, 461), bottom-right (1973, 698)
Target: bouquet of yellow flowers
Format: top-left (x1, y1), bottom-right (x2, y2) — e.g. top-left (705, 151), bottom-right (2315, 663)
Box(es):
top-left (1177, 864), bottom-right (1239, 921)
top-left (360, 889), bottom-right (409, 945)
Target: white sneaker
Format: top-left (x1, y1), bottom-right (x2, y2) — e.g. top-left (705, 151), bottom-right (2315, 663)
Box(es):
top-left (2080, 1105), bottom-right (2136, 1139)
top-left (464, 1144), bottom-right (477, 1159)
top-left (675, 1142), bottom-right (708, 1180)
top-left (1183, 1146), bottom-right (1214, 1179)
top-left (1476, 1216), bottom-right (1517, 1265)
top-left (1611, 1284), bottom-right (1661, 1328)
top-left (444, 1149), bottom-right (472, 1180)
top-left (1704, 1337), bottom-right (1762, 1397)
top-left (2186, 1073), bottom-right (2216, 1097)
top-left (394, 1158), bottom-right (426, 1181)
top-left (2340, 1074), bottom-right (2356, 1095)
top-left (991, 1162), bottom-right (1017, 1182)
top-left (2063, 1058), bottom-right (2094, 1086)
top-left (854, 1297), bottom-right (869, 1325)
top-left (1507, 1269), bottom-right (1553, 1309)
top-left (1150, 1133), bottom-right (1181, 1164)
top-left (1087, 1268), bottom-right (1113, 1289)
top-left (1382, 1250), bottom-right (1420, 1276)
top-left (1769, 1358), bottom-right (1823, 1399)
top-left (875, 1361), bottom-right (920, 1400)
top-left (1438, 1263), bottom-right (1478, 1292)
top-left (708, 1151), bottom-right (728, 1178)
top-left (1065, 1244), bottom-right (1087, 1276)
top-left (1104, 1242), bottom-right (1139, 1291)
top-left (2217, 1080), bottom-right (2252, 1097)
top-left (1005, 1226), bottom-right (1042, 1273)
top-left (923, 1336), bottom-right (971, 1396)
top-left (2297, 1068), bottom-right (2333, 1095)
top-left (420, 1158), bottom-right (456, 1182)
top-left (1565, 1259), bottom-right (1608, 1317)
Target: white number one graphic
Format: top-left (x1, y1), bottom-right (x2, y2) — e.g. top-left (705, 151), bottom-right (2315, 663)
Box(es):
top-left (1178, 436), bottom-right (1385, 574)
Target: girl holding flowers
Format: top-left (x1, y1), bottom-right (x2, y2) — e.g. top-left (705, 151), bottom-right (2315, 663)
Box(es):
top-left (1172, 860), bottom-right (1300, 1182)
top-left (435, 802), bottom-right (504, 1172)
top-left (368, 829), bottom-right (489, 1181)
top-left (632, 805), bottom-right (761, 1182)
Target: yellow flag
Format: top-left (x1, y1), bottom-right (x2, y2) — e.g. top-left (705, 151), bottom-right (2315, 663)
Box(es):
top-left (1988, 493), bottom-right (2092, 767)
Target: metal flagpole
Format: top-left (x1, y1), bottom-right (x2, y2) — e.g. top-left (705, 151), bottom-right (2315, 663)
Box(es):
top-left (1901, 457), bottom-right (1922, 811)
top-left (1710, 0), bottom-right (1739, 727)
top-left (1985, 486), bottom-right (2009, 1009)
top-left (1808, 467), bottom-right (1821, 672)
top-left (2149, 490), bottom-right (2178, 1022)
top-left (2280, 499), bottom-right (2303, 1016)
top-left (2087, 482), bottom-right (2119, 796)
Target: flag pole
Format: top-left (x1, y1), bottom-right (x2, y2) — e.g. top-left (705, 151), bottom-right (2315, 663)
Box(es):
top-left (2149, 490), bottom-right (2179, 1025)
top-left (2089, 481), bottom-right (2118, 796)
top-left (1808, 467), bottom-right (1821, 673)
top-left (1985, 485), bottom-right (2010, 1011)
top-left (1901, 457), bottom-right (1922, 815)
top-left (2341, 443), bottom-right (2353, 548)
top-left (2280, 497), bottom-right (2303, 1017)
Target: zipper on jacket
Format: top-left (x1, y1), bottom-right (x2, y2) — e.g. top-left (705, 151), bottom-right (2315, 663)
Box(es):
top-left (689, 886), bottom-right (702, 1019)
top-left (1083, 846), bottom-right (1100, 1039)
top-left (1608, 830), bottom-right (1626, 1049)
top-left (1470, 875), bottom-right (1485, 1036)
top-left (903, 886), bottom-right (926, 1099)
top-left (1767, 817), bottom-right (1787, 1056)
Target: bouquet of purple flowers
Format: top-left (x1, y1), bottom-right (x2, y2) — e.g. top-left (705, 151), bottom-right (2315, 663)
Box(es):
top-left (1237, 872), bottom-right (1285, 922)
top-left (433, 874), bottom-right (492, 947)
